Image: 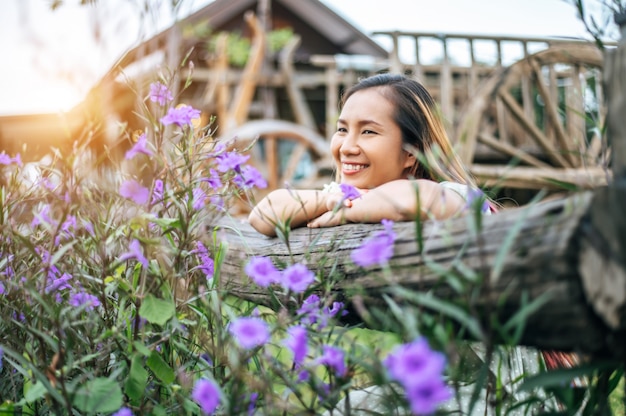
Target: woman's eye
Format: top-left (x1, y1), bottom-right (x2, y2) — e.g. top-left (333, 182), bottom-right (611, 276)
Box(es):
top-left (362, 129), bottom-right (377, 135)
top-left (336, 127), bottom-right (347, 133)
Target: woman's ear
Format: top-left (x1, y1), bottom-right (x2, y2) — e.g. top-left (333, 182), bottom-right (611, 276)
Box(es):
top-left (403, 151), bottom-right (416, 170)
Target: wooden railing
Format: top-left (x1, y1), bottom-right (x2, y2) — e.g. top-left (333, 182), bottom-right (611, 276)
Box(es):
top-left (372, 31), bottom-right (596, 125)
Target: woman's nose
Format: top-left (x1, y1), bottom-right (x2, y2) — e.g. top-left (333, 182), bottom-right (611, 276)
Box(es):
top-left (340, 133), bottom-right (360, 155)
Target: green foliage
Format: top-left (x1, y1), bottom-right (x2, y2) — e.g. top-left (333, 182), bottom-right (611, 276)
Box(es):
top-left (207, 28), bottom-right (295, 67)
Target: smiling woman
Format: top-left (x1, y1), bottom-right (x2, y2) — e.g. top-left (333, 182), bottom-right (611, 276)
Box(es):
top-left (248, 73), bottom-right (492, 237)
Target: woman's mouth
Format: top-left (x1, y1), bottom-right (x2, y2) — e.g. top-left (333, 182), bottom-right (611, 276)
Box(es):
top-left (342, 163), bottom-right (368, 173)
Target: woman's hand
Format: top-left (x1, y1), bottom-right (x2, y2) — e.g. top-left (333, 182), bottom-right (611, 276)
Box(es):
top-left (307, 208), bottom-right (347, 228)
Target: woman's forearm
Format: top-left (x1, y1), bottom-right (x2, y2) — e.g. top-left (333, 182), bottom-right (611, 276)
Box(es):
top-left (307, 180), bottom-right (466, 228)
top-left (346, 180), bottom-right (465, 223)
top-left (248, 189), bottom-right (330, 236)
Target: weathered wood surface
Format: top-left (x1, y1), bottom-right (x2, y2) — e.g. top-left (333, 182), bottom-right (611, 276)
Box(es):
top-left (216, 189), bottom-right (626, 359)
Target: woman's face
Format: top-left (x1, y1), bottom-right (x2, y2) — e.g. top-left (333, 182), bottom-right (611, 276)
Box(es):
top-left (330, 88), bottom-right (415, 189)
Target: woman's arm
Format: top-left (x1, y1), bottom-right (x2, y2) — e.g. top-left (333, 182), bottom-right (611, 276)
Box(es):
top-left (248, 189), bottom-right (332, 237)
top-left (307, 179), bottom-right (466, 228)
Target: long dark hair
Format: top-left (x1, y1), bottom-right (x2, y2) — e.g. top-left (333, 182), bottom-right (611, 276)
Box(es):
top-left (340, 73), bottom-right (472, 185)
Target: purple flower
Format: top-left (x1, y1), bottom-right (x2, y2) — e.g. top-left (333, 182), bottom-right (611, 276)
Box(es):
top-left (350, 220), bottom-right (396, 267)
top-left (160, 105), bottom-right (201, 127)
top-left (405, 378), bottom-right (453, 415)
top-left (69, 292), bottom-right (101, 311)
top-left (245, 257), bottom-right (280, 288)
top-left (283, 325), bottom-right (308, 367)
top-left (384, 338), bottom-right (448, 389)
top-left (111, 407), bottom-right (133, 416)
top-left (317, 345), bottom-right (346, 377)
top-left (467, 187), bottom-right (491, 214)
top-left (233, 165), bottom-right (267, 190)
top-left (194, 242), bottom-right (214, 280)
top-left (190, 187), bottom-right (207, 210)
top-left (46, 272), bottom-right (72, 294)
top-left (229, 317), bottom-right (270, 350)
top-left (339, 183), bottom-right (361, 200)
top-left (281, 263), bottom-right (315, 293)
top-left (0, 152), bottom-right (21, 166)
top-left (192, 378), bottom-right (221, 415)
top-left (125, 133), bottom-right (153, 160)
top-left (203, 169), bottom-right (223, 190)
top-left (210, 195), bottom-right (224, 210)
top-left (120, 180), bottom-right (150, 205)
top-left (81, 219), bottom-right (95, 236)
top-left (151, 179), bottom-right (164, 204)
top-left (119, 239), bottom-right (149, 269)
top-left (0, 281), bottom-right (5, 295)
top-left (149, 82), bottom-right (173, 106)
top-left (31, 204), bottom-right (54, 228)
top-left (215, 152), bottom-right (249, 173)
top-left (297, 294), bottom-right (321, 325)
top-left (248, 392), bottom-right (258, 416)
top-left (296, 295), bottom-right (345, 329)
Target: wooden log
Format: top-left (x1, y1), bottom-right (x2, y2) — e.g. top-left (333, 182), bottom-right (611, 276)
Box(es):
top-left (215, 189), bottom-right (626, 359)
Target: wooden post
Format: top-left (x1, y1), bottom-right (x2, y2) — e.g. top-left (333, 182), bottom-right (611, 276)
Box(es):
top-left (579, 15), bottom-right (626, 340)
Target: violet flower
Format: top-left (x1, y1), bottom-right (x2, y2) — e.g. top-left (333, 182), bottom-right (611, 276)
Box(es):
top-left (283, 325), bottom-right (308, 367)
top-left (215, 151), bottom-right (250, 173)
top-left (160, 105), bottom-right (201, 127)
top-left (119, 239), bottom-right (149, 269)
top-left (119, 179), bottom-right (150, 205)
top-left (192, 378), bottom-right (221, 415)
top-left (151, 179), bottom-right (164, 205)
top-left (194, 241), bottom-right (214, 280)
top-left (233, 165), bottom-right (267, 190)
top-left (350, 219), bottom-right (396, 267)
top-left (317, 345), bottom-right (347, 377)
top-left (384, 338), bottom-right (452, 415)
top-left (111, 407), bottom-right (133, 416)
top-left (339, 183), bottom-right (361, 200)
top-left (229, 317), bottom-right (270, 350)
top-left (203, 169), bottom-right (223, 190)
top-left (69, 291), bottom-right (101, 311)
top-left (149, 82), bottom-right (173, 106)
top-left (281, 263), bottom-right (315, 293)
top-left (245, 256), bottom-right (280, 288)
top-left (125, 132), bottom-right (153, 160)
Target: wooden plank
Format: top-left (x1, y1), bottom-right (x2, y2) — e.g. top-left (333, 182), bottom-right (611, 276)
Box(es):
top-left (478, 132), bottom-right (552, 169)
top-left (470, 164), bottom-right (610, 189)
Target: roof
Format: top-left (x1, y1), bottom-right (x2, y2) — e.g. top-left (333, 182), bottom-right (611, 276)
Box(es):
top-left (114, 0), bottom-right (388, 71)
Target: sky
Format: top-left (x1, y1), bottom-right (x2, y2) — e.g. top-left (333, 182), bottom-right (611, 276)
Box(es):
top-left (0, 0), bottom-right (613, 116)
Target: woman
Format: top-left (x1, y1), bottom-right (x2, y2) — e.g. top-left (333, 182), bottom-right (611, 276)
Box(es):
top-left (249, 73), bottom-right (486, 237)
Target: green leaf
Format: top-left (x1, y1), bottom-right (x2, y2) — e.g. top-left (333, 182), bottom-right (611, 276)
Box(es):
top-left (390, 287), bottom-right (484, 340)
top-left (23, 382), bottom-right (46, 403)
top-left (147, 351), bottom-right (176, 384)
top-left (73, 377), bottom-right (123, 413)
top-left (518, 361), bottom-right (619, 392)
top-left (133, 341), bottom-right (152, 357)
top-left (139, 295), bottom-right (175, 326)
top-left (125, 354), bottom-right (148, 402)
